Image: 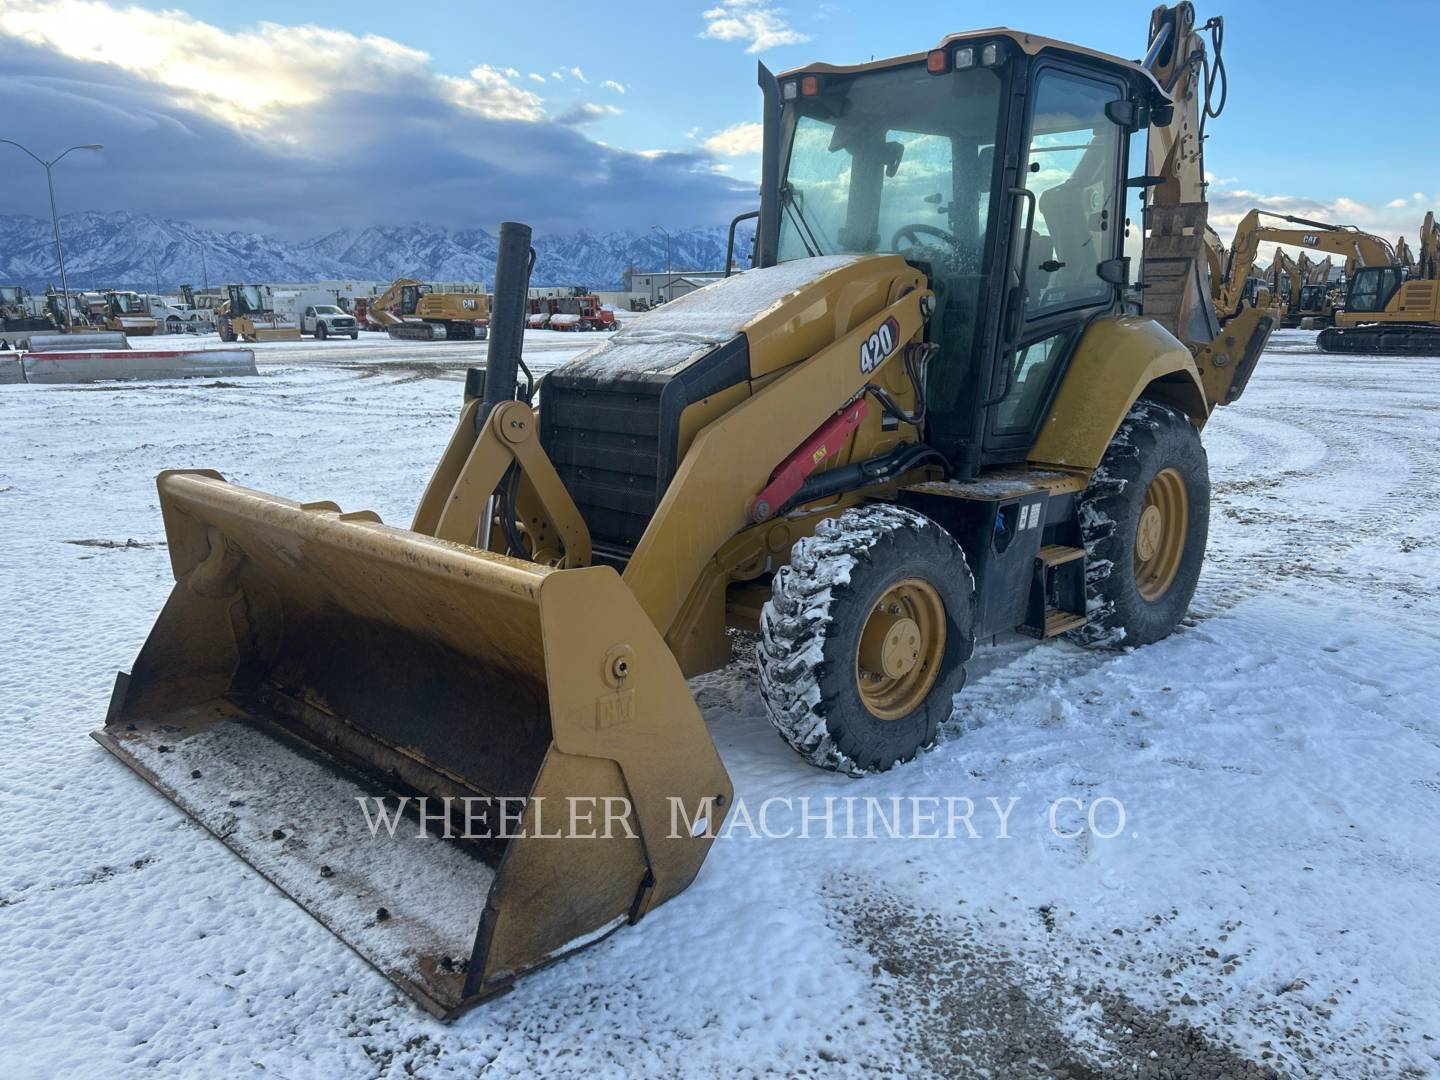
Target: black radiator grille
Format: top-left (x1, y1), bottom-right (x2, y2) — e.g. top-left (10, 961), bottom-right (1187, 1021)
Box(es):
top-left (537, 335), bottom-right (751, 559)
top-left (541, 377), bottom-right (666, 551)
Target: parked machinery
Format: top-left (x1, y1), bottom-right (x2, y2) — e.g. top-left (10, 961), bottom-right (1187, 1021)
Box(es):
top-left (529, 287), bottom-right (617, 331)
top-left (1219, 210), bottom-right (1397, 331)
top-left (98, 290), bottom-right (158, 336)
top-left (369, 278), bottom-right (490, 340)
top-left (99, 4), bottom-right (1271, 1017)
top-left (216, 284), bottom-right (301, 342)
top-left (0, 285), bottom-right (54, 341)
top-left (1320, 211), bottom-right (1440, 353)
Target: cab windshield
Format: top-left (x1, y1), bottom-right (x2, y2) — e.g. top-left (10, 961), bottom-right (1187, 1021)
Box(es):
top-left (1347, 266), bottom-right (1403, 313)
top-left (778, 63), bottom-right (1004, 270)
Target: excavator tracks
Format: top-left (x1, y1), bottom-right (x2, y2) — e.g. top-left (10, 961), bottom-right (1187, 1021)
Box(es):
top-left (1318, 323), bottom-right (1440, 355)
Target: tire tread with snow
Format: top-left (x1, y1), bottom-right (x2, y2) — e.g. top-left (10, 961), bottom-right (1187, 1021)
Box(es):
top-left (1070, 398), bottom-right (1210, 648)
top-left (757, 503), bottom-right (975, 775)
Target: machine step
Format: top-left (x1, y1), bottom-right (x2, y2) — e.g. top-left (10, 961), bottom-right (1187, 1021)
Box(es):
top-left (1037, 544), bottom-right (1085, 567)
top-left (1043, 609), bottom-right (1088, 637)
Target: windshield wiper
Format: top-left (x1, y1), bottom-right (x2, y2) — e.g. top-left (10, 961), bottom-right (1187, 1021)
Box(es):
top-left (781, 183), bottom-right (823, 257)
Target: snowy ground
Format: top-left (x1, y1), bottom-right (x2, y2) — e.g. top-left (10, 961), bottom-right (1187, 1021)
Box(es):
top-left (2, 328), bottom-right (1438, 1078)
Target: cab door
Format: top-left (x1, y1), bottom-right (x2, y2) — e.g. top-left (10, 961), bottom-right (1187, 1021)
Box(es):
top-left (983, 63), bottom-right (1128, 460)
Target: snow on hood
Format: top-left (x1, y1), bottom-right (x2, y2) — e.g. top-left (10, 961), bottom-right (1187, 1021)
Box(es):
top-left (556, 255), bottom-right (864, 380)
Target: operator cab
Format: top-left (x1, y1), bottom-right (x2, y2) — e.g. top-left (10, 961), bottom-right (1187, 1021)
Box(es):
top-left (1345, 264), bottom-right (1406, 313)
top-left (226, 285), bottom-right (266, 315)
top-left (399, 283), bottom-right (433, 315)
top-left (1298, 283), bottom-right (1328, 312)
top-left (760, 30), bottom-right (1170, 477)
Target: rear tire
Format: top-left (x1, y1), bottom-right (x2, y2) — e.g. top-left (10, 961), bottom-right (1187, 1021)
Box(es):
top-left (758, 504), bottom-right (974, 774)
top-left (1070, 399), bottom-right (1209, 648)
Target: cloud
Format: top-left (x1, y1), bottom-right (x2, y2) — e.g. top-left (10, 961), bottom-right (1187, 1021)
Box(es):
top-left (0, 0), bottom-right (544, 127)
top-left (601, 79), bottom-right (626, 94)
top-left (570, 66), bottom-right (588, 83)
top-left (555, 102), bottom-right (623, 126)
top-left (703, 121), bottom-right (764, 156)
top-left (700, 0), bottom-right (808, 53)
top-left (0, 16), bottom-right (755, 237)
top-left (527, 72), bottom-right (546, 83)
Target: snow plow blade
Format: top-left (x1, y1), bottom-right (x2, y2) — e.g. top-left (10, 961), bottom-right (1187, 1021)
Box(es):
top-left (95, 469), bottom-right (732, 1018)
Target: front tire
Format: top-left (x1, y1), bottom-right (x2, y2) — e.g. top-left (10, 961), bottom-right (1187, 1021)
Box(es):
top-left (758, 504), bottom-right (975, 774)
top-left (1071, 399), bottom-right (1209, 647)
top-left (315, 322), bottom-right (327, 340)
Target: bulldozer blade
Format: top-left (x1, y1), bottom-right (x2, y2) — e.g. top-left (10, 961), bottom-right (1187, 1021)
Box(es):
top-left (249, 327), bottom-right (301, 342)
top-left (95, 470), bottom-right (732, 1018)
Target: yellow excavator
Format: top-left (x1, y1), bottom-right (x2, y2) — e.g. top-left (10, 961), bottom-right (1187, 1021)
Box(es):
top-left (1267, 249), bottom-right (1299, 319)
top-left (1219, 208), bottom-right (1396, 330)
top-left (1321, 211), bottom-right (1440, 353)
top-left (368, 278), bottom-right (491, 340)
top-left (96, 4), bottom-right (1272, 1017)
top-left (216, 284), bottom-right (301, 343)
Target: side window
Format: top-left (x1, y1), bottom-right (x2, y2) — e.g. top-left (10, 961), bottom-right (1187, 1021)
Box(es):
top-left (993, 331), bottom-right (1071, 432)
top-left (1020, 69), bottom-right (1123, 318)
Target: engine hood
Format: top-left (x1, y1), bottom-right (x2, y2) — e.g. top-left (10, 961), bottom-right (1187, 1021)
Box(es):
top-left (556, 255), bottom-right (870, 383)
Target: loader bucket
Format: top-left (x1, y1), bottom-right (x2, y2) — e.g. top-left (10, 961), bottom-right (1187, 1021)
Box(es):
top-left (95, 470), bottom-right (732, 1018)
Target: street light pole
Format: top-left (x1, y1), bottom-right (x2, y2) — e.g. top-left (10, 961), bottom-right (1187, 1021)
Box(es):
top-left (187, 234), bottom-right (210, 292)
top-left (650, 224), bottom-right (673, 303)
top-left (0, 140), bottom-right (104, 329)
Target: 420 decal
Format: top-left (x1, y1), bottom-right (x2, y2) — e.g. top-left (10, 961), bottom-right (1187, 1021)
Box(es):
top-left (859, 316), bottom-right (901, 374)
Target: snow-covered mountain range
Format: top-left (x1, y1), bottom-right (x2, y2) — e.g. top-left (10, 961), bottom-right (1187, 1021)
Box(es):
top-left (0, 212), bottom-right (754, 292)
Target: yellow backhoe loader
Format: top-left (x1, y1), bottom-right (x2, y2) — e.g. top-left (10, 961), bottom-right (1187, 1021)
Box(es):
top-left (216, 284), bottom-right (301, 342)
top-left (369, 278), bottom-right (491, 341)
top-left (1321, 211), bottom-right (1440, 353)
top-left (96, 3), bottom-right (1271, 1018)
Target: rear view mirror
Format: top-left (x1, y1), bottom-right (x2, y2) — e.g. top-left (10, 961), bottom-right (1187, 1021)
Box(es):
top-left (1097, 257), bottom-right (1130, 287)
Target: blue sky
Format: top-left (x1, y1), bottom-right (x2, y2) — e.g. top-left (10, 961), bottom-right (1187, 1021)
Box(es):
top-left (2, 0), bottom-right (1437, 241)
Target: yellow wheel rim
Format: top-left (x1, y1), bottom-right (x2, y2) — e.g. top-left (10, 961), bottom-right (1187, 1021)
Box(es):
top-left (1134, 467), bottom-right (1188, 602)
top-left (855, 578), bottom-right (946, 720)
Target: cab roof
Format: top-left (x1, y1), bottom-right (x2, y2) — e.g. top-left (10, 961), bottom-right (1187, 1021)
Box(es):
top-left (780, 26), bottom-right (1170, 104)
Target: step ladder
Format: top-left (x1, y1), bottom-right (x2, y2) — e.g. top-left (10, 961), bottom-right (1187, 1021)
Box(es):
top-left (1021, 544), bottom-right (1087, 638)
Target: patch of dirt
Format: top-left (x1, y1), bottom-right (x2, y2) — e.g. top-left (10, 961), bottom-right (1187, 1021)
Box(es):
top-left (341, 361), bottom-right (469, 383)
top-left (830, 879), bottom-right (1283, 1079)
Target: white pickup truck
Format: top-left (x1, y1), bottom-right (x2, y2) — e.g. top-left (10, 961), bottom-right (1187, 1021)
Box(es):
top-left (300, 303), bottom-right (360, 340)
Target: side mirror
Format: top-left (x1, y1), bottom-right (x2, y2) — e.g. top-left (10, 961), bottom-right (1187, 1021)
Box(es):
top-left (725, 209), bottom-right (761, 277)
top-left (1097, 257), bottom-right (1130, 287)
top-left (1105, 99), bottom-right (1146, 131)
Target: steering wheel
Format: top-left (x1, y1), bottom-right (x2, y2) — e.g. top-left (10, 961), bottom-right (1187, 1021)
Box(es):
top-left (892, 223), bottom-right (955, 251)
